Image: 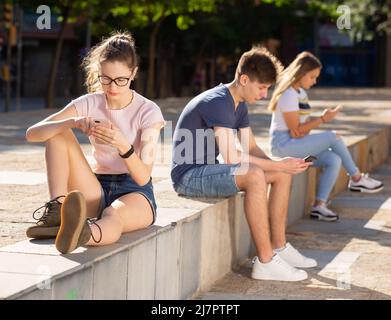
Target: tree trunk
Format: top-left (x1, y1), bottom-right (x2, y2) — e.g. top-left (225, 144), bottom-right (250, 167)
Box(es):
top-left (209, 42), bottom-right (216, 88)
top-left (46, 0), bottom-right (74, 109)
top-left (158, 39), bottom-right (173, 98)
top-left (146, 19), bottom-right (164, 98)
top-left (193, 36), bottom-right (209, 78)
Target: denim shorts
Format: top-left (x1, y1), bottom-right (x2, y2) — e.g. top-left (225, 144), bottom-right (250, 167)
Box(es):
top-left (95, 173), bottom-right (157, 224)
top-left (173, 164), bottom-right (241, 198)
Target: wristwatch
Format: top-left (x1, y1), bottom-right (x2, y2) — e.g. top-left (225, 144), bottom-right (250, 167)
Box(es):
top-left (119, 145), bottom-right (134, 158)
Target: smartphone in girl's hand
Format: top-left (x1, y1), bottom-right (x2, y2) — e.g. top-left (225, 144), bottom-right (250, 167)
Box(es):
top-left (92, 118), bottom-right (111, 144)
top-left (93, 119), bottom-right (111, 128)
top-left (334, 104), bottom-right (343, 112)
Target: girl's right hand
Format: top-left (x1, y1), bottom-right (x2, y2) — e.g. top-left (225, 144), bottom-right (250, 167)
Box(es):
top-left (321, 106), bottom-right (341, 122)
top-left (276, 157), bottom-right (312, 175)
top-left (73, 117), bottom-right (93, 135)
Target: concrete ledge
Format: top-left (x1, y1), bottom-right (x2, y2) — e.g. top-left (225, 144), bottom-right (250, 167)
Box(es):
top-left (0, 126), bottom-right (389, 300)
top-left (0, 195), bottom-right (248, 300)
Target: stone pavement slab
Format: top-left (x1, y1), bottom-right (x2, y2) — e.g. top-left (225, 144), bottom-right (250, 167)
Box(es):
top-left (0, 171), bottom-right (47, 185)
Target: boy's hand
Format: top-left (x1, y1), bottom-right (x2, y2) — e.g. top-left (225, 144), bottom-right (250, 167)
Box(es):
top-left (276, 157), bottom-right (312, 175)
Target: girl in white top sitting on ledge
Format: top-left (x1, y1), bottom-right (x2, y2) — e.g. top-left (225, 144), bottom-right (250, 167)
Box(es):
top-left (268, 51), bottom-right (383, 222)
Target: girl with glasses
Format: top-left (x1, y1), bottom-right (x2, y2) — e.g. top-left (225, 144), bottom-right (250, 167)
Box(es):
top-left (25, 31), bottom-right (166, 254)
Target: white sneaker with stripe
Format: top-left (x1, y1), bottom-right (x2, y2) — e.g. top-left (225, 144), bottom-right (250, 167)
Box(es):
top-left (311, 204), bottom-right (339, 222)
top-left (349, 173), bottom-right (384, 193)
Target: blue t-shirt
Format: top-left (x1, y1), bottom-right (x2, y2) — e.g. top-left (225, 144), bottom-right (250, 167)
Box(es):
top-left (171, 84), bottom-right (250, 185)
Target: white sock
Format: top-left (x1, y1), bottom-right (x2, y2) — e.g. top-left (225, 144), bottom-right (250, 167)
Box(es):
top-left (313, 202), bottom-right (327, 208)
top-left (274, 244), bottom-right (287, 253)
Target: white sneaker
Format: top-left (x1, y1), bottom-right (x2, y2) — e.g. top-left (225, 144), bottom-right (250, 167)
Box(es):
top-left (349, 173), bottom-right (384, 193)
top-left (251, 254), bottom-right (308, 282)
top-left (311, 204), bottom-right (339, 222)
top-left (276, 242), bottom-right (318, 268)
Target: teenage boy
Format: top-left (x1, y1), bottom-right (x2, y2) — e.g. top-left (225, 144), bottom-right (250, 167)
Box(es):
top-left (171, 47), bottom-right (316, 281)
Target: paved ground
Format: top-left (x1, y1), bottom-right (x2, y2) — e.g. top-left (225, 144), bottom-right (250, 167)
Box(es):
top-left (196, 160), bottom-right (391, 300)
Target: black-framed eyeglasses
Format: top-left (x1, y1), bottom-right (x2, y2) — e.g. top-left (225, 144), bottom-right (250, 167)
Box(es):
top-left (98, 75), bottom-right (132, 87)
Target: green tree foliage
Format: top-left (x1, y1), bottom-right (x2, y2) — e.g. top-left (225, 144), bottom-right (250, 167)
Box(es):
top-left (105, 0), bottom-right (219, 97)
top-left (307, 0), bottom-right (391, 42)
top-left (17, 0), bottom-right (391, 100)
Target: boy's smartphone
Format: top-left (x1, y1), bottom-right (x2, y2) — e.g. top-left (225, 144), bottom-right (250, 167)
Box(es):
top-left (92, 119), bottom-right (111, 144)
top-left (304, 155), bottom-right (317, 163)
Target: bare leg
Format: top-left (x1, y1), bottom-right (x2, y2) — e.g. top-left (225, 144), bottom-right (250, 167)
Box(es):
top-left (45, 129), bottom-right (102, 217)
top-left (87, 193), bottom-right (153, 246)
top-left (235, 164), bottom-right (274, 263)
top-left (45, 133), bottom-right (69, 201)
top-left (264, 171), bottom-right (292, 250)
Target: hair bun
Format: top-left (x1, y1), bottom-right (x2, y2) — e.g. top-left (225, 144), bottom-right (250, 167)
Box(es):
top-left (82, 30), bottom-right (139, 93)
top-left (112, 32), bottom-right (134, 45)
